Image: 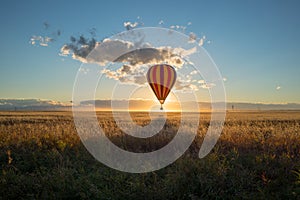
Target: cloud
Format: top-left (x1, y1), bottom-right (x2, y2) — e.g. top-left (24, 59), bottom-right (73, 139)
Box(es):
top-left (89, 28), bottom-right (97, 37)
top-left (115, 47), bottom-right (192, 67)
top-left (30, 35), bottom-right (54, 47)
top-left (30, 22), bottom-right (62, 47)
top-left (174, 76), bottom-right (199, 91)
top-left (175, 75), bottom-right (216, 91)
top-left (172, 46), bottom-right (197, 57)
top-left (133, 75), bottom-right (147, 85)
top-left (198, 38), bottom-right (204, 46)
top-left (198, 35), bottom-right (207, 46)
top-left (170, 25), bottom-right (187, 32)
top-left (190, 70), bottom-right (198, 75)
top-left (79, 67), bottom-right (90, 74)
top-left (100, 60), bottom-right (149, 85)
top-left (30, 21), bottom-right (217, 93)
top-left (101, 66), bottom-right (147, 85)
top-left (43, 21), bottom-right (50, 29)
top-left (0, 99), bottom-right (72, 110)
top-left (200, 83), bottom-right (216, 89)
top-left (60, 36), bottom-right (98, 63)
top-left (124, 21), bottom-right (139, 30)
top-left (60, 30), bottom-right (207, 90)
top-left (172, 31), bottom-right (208, 47)
top-left (34, 21), bottom-right (201, 67)
top-left (188, 32), bottom-right (197, 43)
top-left (99, 46), bottom-right (199, 85)
top-left (60, 33), bottom-right (199, 86)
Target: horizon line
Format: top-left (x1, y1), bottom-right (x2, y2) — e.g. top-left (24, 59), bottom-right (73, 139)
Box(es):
top-left (0, 98), bottom-right (300, 105)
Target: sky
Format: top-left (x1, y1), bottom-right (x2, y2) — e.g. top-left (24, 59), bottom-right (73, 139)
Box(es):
top-left (0, 0), bottom-right (300, 104)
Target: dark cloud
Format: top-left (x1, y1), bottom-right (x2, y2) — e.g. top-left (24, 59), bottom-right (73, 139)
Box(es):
top-left (89, 28), bottom-right (97, 37)
top-left (115, 48), bottom-right (183, 67)
top-left (120, 65), bottom-right (131, 74)
top-left (61, 35), bottom-right (97, 61)
top-left (43, 21), bottom-right (49, 29)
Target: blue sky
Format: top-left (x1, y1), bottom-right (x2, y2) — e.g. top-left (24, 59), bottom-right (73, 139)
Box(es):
top-left (0, 0), bottom-right (299, 103)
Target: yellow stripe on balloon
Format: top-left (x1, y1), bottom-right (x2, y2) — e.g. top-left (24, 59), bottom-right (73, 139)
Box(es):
top-left (163, 65), bottom-right (168, 97)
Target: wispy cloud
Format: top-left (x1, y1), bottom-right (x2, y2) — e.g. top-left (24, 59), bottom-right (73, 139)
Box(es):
top-left (30, 22), bottom-right (61, 47)
top-left (198, 35), bottom-right (207, 46)
top-left (276, 86), bottom-right (281, 90)
top-left (30, 35), bottom-right (54, 47)
top-left (188, 32), bottom-right (197, 43)
top-left (175, 78), bottom-right (199, 91)
top-left (186, 32), bottom-right (209, 47)
top-left (170, 25), bottom-right (187, 32)
top-left (124, 21), bottom-right (139, 30)
top-left (78, 67), bottom-right (90, 74)
top-left (190, 70), bottom-right (198, 75)
top-left (200, 83), bottom-right (216, 89)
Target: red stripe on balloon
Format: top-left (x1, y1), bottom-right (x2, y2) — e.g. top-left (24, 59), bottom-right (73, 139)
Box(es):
top-left (152, 66), bottom-right (160, 98)
top-left (160, 65), bottom-right (164, 99)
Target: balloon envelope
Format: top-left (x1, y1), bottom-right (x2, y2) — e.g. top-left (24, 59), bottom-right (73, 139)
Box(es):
top-left (146, 64), bottom-right (177, 105)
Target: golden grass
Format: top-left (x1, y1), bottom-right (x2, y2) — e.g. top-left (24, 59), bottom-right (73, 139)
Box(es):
top-left (0, 111), bottom-right (299, 199)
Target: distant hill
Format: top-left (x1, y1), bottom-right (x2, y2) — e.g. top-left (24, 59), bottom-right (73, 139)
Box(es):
top-left (0, 99), bottom-right (71, 111)
top-left (0, 99), bottom-right (300, 111)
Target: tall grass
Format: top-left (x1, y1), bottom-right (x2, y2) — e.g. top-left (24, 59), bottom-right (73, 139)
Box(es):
top-left (0, 111), bottom-right (299, 199)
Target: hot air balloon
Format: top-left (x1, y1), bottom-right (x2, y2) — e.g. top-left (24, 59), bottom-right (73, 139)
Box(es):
top-left (147, 64), bottom-right (177, 110)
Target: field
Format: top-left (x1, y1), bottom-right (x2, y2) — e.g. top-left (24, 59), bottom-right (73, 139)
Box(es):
top-left (0, 111), bottom-right (300, 199)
